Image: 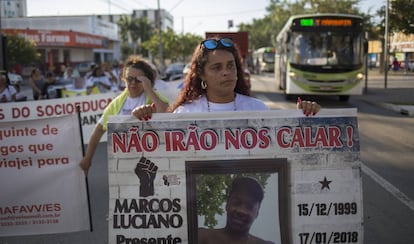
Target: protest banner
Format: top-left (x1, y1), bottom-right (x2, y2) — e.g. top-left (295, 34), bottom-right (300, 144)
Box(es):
top-left (107, 109), bottom-right (363, 244)
top-left (0, 114), bottom-right (90, 236)
top-left (0, 93), bottom-right (116, 142)
top-left (61, 86), bottom-right (101, 97)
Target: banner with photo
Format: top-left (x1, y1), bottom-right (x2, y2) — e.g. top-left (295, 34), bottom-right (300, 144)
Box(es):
top-left (107, 109), bottom-right (363, 244)
top-left (0, 115), bottom-right (90, 236)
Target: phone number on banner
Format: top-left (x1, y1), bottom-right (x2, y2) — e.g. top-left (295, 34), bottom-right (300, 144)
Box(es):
top-left (1, 219), bottom-right (59, 227)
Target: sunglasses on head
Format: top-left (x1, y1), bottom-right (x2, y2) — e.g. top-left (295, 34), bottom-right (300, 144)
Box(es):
top-left (201, 38), bottom-right (234, 50)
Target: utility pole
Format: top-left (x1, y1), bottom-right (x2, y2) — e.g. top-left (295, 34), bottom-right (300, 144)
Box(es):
top-left (364, 32), bottom-right (369, 94)
top-left (0, 1), bottom-right (5, 71)
top-left (157, 0), bottom-right (164, 74)
top-left (384, 0), bottom-right (389, 89)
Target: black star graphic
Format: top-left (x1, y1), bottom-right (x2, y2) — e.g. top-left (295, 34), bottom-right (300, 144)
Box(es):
top-left (319, 176), bottom-right (332, 190)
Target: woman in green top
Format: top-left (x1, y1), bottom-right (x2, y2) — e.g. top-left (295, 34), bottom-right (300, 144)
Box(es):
top-left (80, 55), bottom-right (169, 174)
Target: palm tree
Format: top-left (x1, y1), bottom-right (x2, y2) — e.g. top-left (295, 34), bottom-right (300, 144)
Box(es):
top-left (118, 15), bottom-right (154, 57)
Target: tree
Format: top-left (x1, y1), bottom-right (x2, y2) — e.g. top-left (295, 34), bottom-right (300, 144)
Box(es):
top-left (389, 0), bottom-right (414, 35)
top-left (306, 0), bottom-right (361, 14)
top-left (239, 16), bottom-right (275, 49)
top-left (240, 0), bottom-right (369, 51)
top-left (5, 35), bottom-right (40, 70)
top-left (141, 30), bottom-right (202, 65)
top-left (117, 15), bottom-right (202, 66)
top-left (196, 173), bottom-right (271, 228)
top-left (117, 15), bottom-right (155, 58)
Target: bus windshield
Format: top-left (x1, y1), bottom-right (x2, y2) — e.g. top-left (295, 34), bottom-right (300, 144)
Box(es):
top-left (262, 52), bottom-right (275, 63)
top-left (290, 32), bottom-right (363, 66)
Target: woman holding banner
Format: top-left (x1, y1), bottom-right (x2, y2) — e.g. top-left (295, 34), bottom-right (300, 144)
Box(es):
top-left (132, 37), bottom-right (319, 119)
top-left (28, 68), bottom-right (46, 100)
top-left (80, 56), bottom-right (169, 173)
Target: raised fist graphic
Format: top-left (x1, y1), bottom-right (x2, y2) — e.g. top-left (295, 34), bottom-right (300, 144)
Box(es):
top-left (135, 157), bottom-right (158, 197)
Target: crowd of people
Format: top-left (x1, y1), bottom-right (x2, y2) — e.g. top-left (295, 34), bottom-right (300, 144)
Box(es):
top-left (41, 62), bottom-right (124, 100)
top-left (0, 61), bottom-right (125, 103)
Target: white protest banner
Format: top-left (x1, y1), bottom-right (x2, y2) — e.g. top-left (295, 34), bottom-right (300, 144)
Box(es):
top-left (0, 93), bottom-right (117, 142)
top-left (0, 114), bottom-right (90, 236)
top-left (107, 109), bottom-right (363, 244)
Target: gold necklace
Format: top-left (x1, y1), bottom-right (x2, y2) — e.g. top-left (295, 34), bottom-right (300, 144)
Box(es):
top-left (206, 94), bottom-right (237, 112)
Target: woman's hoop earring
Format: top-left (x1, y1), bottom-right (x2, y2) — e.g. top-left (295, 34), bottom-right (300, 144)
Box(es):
top-left (201, 80), bottom-right (207, 89)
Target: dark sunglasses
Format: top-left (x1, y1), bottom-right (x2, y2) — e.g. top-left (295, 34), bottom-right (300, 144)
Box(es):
top-left (126, 76), bottom-right (142, 84)
top-left (201, 38), bottom-right (234, 50)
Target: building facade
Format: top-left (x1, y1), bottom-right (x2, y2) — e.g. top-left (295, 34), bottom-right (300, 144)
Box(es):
top-left (390, 32), bottom-right (414, 69)
top-left (3, 16), bottom-right (120, 73)
top-left (1, 0), bottom-right (174, 75)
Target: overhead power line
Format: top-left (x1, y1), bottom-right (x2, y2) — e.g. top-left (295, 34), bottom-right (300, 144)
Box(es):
top-left (182, 8), bottom-right (265, 18)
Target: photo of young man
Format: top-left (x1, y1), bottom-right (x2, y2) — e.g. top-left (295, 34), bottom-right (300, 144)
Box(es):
top-left (198, 176), bottom-right (275, 244)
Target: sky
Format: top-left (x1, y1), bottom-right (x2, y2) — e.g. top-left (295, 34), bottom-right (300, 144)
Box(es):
top-left (26, 0), bottom-right (381, 37)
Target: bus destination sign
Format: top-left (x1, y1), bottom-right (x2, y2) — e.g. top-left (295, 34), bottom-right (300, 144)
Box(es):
top-left (300, 18), bottom-right (353, 27)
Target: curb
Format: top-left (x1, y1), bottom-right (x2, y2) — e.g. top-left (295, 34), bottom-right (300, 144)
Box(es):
top-left (360, 98), bottom-right (414, 117)
top-left (380, 103), bottom-right (414, 116)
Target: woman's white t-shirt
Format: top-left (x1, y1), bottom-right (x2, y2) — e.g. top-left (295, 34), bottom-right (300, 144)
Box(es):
top-left (86, 76), bottom-right (112, 93)
top-left (173, 93), bottom-right (269, 113)
top-left (119, 94), bottom-right (146, 115)
top-left (0, 85), bottom-right (17, 102)
top-left (98, 93), bottom-right (146, 125)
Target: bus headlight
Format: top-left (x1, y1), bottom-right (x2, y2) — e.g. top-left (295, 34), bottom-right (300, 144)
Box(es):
top-left (289, 72), bottom-right (296, 80)
top-left (356, 73), bottom-right (364, 80)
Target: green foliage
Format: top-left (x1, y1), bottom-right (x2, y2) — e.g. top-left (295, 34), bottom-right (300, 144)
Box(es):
top-left (117, 15), bottom-right (155, 59)
top-left (5, 35), bottom-right (40, 69)
top-left (118, 14), bottom-right (202, 66)
top-left (389, 0), bottom-right (414, 34)
top-left (120, 43), bottom-right (135, 57)
top-left (306, 0), bottom-right (361, 14)
top-left (141, 30), bottom-right (202, 64)
top-left (240, 0), bottom-right (369, 49)
top-left (196, 173), bottom-right (271, 228)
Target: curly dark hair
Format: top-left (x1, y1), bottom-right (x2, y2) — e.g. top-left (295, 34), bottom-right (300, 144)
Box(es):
top-left (91, 65), bottom-right (105, 77)
top-left (229, 176), bottom-right (264, 204)
top-left (122, 55), bottom-right (156, 87)
top-left (168, 38), bottom-right (249, 112)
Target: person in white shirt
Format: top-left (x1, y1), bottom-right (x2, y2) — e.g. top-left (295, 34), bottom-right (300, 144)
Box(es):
top-left (111, 61), bottom-right (124, 90)
top-left (0, 73), bottom-right (17, 102)
top-left (102, 62), bottom-right (119, 88)
top-left (80, 55), bottom-right (169, 174)
top-left (85, 65), bottom-right (112, 94)
top-left (132, 37), bottom-right (320, 119)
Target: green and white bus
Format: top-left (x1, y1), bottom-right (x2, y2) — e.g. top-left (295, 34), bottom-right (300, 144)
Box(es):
top-left (275, 14), bottom-right (367, 101)
top-left (253, 47), bottom-right (275, 73)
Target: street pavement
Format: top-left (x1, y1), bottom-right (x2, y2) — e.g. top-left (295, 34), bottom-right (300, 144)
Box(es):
top-left (358, 68), bottom-right (414, 116)
top-left (17, 68), bottom-right (414, 116)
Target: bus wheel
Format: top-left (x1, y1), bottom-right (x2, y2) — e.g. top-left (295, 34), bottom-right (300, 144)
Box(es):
top-left (339, 95), bottom-right (350, 102)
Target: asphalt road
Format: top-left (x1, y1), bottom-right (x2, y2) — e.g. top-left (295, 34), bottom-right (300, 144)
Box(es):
top-left (251, 70), bottom-right (414, 244)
